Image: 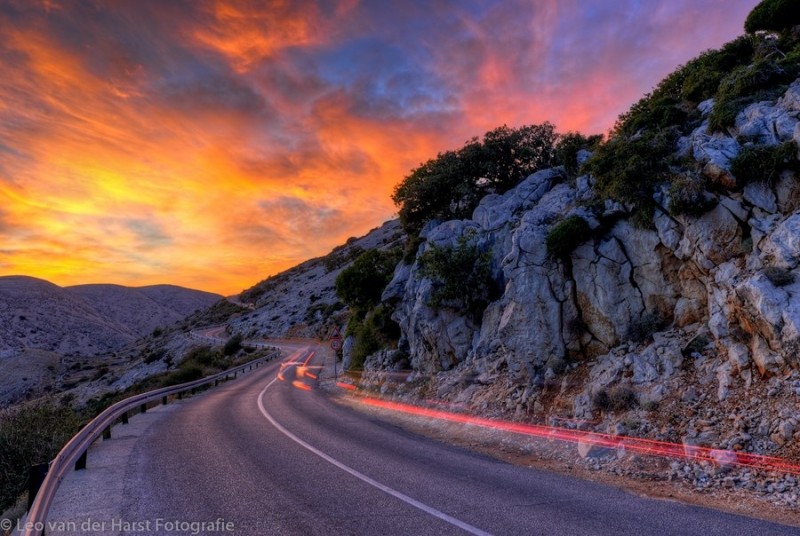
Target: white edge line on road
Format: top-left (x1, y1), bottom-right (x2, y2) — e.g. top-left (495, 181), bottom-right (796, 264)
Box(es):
top-left (257, 376), bottom-right (492, 536)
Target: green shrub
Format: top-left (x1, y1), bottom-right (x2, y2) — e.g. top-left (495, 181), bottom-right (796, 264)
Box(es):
top-left (185, 345), bottom-right (220, 367)
top-left (546, 215), bottom-right (591, 259)
top-left (346, 305), bottom-right (400, 371)
top-left (745, 0), bottom-right (800, 34)
top-left (592, 386), bottom-right (638, 412)
top-left (223, 334), bottom-right (243, 356)
top-left (627, 311), bottom-right (665, 343)
top-left (679, 37), bottom-right (756, 103)
top-left (162, 365), bottom-right (204, 387)
top-left (667, 173), bottom-right (716, 216)
top-left (582, 130), bottom-right (677, 207)
top-left (708, 60), bottom-right (794, 132)
top-left (0, 401), bottom-right (82, 512)
top-left (612, 36), bottom-right (754, 138)
top-left (555, 132), bottom-right (602, 178)
top-left (393, 124), bottom-right (557, 236)
top-left (729, 140), bottom-right (799, 184)
top-left (418, 236), bottom-right (498, 320)
top-left (764, 265), bottom-right (795, 286)
top-left (335, 248), bottom-right (402, 317)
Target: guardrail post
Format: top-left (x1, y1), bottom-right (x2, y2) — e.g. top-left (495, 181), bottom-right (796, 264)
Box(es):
top-left (214, 379), bottom-right (218, 386)
top-left (121, 411), bottom-right (128, 424)
top-left (178, 391), bottom-right (183, 400)
top-left (28, 463), bottom-right (49, 510)
top-left (140, 403), bottom-right (147, 414)
top-left (75, 450), bottom-right (87, 471)
top-left (102, 426), bottom-right (111, 440)
top-left (162, 396), bottom-right (168, 405)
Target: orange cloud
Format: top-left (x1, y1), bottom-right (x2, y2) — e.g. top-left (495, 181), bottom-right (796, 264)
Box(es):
top-left (0, 0), bottom-right (759, 294)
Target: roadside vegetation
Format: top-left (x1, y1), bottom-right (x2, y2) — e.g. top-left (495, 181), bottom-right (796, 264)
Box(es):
top-left (418, 235), bottom-right (499, 321)
top-left (335, 248), bottom-right (403, 370)
top-left (0, 339), bottom-right (277, 517)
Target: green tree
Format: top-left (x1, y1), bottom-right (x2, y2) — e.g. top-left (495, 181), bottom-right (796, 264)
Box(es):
top-left (419, 236), bottom-right (498, 320)
top-left (392, 124), bottom-right (558, 236)
top-left (546, 215), bottom-right (591, 259)
top-left (554, 132), bottom-right (602, 178)
top-left (335, 248), bottom-right (402, 317)
top-left (480, 124), bottom-right (559, 191)
top-left (745, 0), bottom-right (800, 34)
top-left (223, 333), bottom-right (243, 356)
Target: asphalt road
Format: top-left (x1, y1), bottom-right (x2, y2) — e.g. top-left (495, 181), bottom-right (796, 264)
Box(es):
top-left (116, 344), bottom-right (797, 535)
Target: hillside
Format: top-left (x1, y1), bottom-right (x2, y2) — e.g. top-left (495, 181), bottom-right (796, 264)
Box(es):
top-left (0, 276), bottom-right (221, 405)
top-left (228, 219), bottom-right (403, 340)
top-left (219, 3), bottom-right (800, 510)
top-left (0, 276), bottom-right (135, 357)
top-left (66, 284), bottom-right (221, 339)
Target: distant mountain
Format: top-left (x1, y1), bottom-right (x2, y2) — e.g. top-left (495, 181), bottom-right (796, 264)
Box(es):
top-left (0, 276), bottom-right (221, 358)
top-left (67, 284), bottom-right (221, 339)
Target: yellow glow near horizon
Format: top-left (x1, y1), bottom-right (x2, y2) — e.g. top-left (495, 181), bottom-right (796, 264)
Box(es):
top-left (0, 1), bottom-right (757, 294)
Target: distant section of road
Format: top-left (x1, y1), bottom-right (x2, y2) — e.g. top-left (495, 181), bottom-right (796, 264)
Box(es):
top-left (48, 343), bottom-right (798, 535)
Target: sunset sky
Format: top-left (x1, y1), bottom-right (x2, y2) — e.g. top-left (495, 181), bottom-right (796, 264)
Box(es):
top-left (0, 0), bottom-right (760, 295)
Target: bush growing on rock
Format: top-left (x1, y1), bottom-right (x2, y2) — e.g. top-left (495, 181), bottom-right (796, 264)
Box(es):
top-left (346, 305), bottom-right (400, 370)
top-left (626, 311), bottom-right (666, 344)
top-left (667, 173), bottom-right (716, 216)
top-left (223, 333), bottom-right (243, 356)
top-left (592, 386), bottom-right (638, 412)
top-left (729, 140), bottom-right (799, 185)
top-left (708, 59), bottom-right (796, 132)
top-left (763, 265), bottom-right (795, 286)
top-left (745, 0), bottom-right (800, 34)
top-left (419, 236), bottom-right (497, 320)
top-left (582, 130), bottom-right (676, 209)
top-left (335, 248), bottom-right (402, 316)
top-left (392, 124), bottom-right (558, 236)
top-left (545, 215), bottom-right (591, 259)
top-left (554, 132), bottom-right (602, 178)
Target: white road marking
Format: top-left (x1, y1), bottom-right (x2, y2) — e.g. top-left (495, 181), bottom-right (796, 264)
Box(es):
top-left (257, 363), bottom-right (492, 536)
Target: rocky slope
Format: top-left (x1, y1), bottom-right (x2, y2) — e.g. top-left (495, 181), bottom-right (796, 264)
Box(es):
top-left (67, 284), bottom-right (221, 339)
top-left (0, 276), bottom-right (221, 405)
top-left (228, 219), bottom-right (404, 339)
top-left (382, 82), bottom-right (800, 387)
top-left (0, 276), bottom-right (221, 357)
top-left (349, 79), bottom-right (800, 506)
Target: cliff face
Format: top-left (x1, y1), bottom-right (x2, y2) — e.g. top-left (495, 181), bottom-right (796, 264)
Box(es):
top-left (376, 80), bottom-right (800, 433)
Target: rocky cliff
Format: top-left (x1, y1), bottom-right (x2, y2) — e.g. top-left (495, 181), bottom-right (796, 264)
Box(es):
top-left (364, 80), bottom-right (800, 481)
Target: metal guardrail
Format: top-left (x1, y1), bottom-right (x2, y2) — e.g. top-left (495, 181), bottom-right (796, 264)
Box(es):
top-left (188, 327), bottom-right (273, 349)
top-left (20, 350), bottom-right (279, 536)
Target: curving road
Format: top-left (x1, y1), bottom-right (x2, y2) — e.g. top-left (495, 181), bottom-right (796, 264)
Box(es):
top-left (108, 343), bottom-right (795, 535)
